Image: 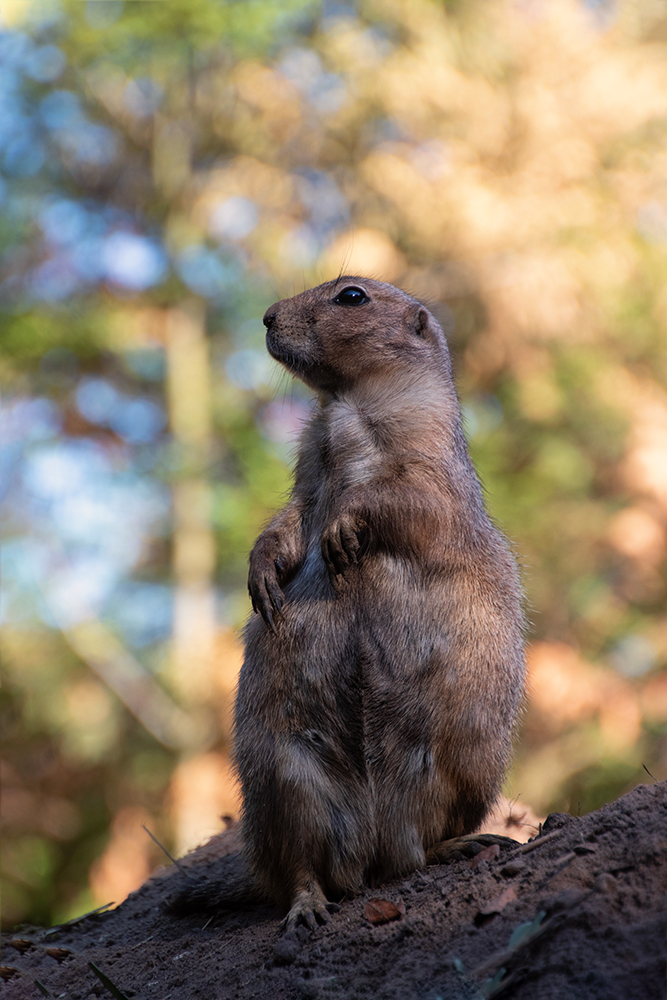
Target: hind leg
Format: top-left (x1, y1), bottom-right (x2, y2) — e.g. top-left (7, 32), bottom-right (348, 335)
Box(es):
top-left (426, 833), bottom-right (517, 864)
top-left (367, 688), bottom-right (518, 880)
top-left (236, 728), bottom-right (372, 928)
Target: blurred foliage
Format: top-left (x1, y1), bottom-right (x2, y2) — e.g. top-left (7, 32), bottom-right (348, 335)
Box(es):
top-left (1, 0), bottom-right (666, 929)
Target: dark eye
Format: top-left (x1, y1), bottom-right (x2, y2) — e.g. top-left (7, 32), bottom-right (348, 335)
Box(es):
top-left (334, 286), bottom-right (369, 306)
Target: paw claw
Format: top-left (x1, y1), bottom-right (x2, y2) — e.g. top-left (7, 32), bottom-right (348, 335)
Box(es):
top-left (248, 536), bottom-right (291, 632)
top-left (282, 887), bottom-right (338, 934)
top-left (321, 512), bottom-right (367, 581)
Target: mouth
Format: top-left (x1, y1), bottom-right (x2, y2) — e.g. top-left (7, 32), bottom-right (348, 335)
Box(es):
top-left (265, 327), bottom-right (281, 361)
top-left (266, 329), bottom-right (307, 377)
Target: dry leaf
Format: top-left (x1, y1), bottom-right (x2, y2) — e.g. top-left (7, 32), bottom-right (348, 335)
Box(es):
top-left (6, 939), bottom-right (33, 955)
top-left (364, 898), bottom-right (404, 925)
top-left (469, 843), bottom-right (500, 869)
top-left (479, 885), bottom-right (518, 916)
top-left (46, 947), bottom-right (72, 962)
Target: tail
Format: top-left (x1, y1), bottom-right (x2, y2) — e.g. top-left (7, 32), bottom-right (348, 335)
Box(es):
top-left (164, 850), bottom-right (266, 915)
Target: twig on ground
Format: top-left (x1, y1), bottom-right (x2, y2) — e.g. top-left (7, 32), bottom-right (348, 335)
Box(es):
top-left (142, 824), bottom-right (195, 880)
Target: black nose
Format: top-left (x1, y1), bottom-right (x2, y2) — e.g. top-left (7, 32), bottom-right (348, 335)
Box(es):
top-left (263, 308), bottom-right (277, 329)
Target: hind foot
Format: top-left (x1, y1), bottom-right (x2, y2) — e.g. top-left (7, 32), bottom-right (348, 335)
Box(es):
top-left (426, 833), bottom-right (517, 864)
top-left (281, 883), bottom-right (341, 933)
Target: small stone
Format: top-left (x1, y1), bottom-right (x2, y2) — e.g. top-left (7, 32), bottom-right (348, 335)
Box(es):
top-left (501, 860), bottom-right (525, 877)
top-left (593, 873), bottom-right (618, 894)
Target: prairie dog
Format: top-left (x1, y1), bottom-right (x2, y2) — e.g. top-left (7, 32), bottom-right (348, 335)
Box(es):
top-left (233, 277), bottom-right (526, 930)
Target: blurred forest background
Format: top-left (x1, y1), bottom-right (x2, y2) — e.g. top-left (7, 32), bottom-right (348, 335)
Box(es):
top-left (1, 0), bottom-right (666, 930)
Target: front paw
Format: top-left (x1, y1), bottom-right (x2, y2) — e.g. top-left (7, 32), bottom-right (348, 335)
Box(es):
top-left (248, 546), bottom-right (287, 633)
top-left (321, 512), bottom-right (367, 582)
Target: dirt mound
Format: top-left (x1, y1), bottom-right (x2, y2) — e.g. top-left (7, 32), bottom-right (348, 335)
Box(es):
top-left (3, 782), bottom-right (666, 1000)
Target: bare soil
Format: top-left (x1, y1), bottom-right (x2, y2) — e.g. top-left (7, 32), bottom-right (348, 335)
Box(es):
top-left (2, 781), bottom-right (666, 1000)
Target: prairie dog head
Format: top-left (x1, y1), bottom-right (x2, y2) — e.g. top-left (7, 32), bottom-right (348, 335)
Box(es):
top-left (262, 277), bottom-right (453, 396)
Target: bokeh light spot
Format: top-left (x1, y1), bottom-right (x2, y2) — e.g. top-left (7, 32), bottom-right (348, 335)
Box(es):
top-left (209, 197), bottom-right (258, 241)
top-left (103, 232), bottom-right (168, 290)
top-left (24, 44), bottom-right (66, 82)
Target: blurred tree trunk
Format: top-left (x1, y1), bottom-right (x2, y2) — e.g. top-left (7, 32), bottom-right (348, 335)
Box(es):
top-left (165, 302), bottom-right (232, 854)
top-left (165, 301), bottom-right (218, 708)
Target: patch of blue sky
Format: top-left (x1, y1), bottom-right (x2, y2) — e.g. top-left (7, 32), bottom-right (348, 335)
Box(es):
top-left (0, 31), bottom-right (32, 68)
top-left (39, 89), bottom-right (84, 130)
top-left (24, 45), bottom-right (66, 83)
top-left (104, 581), bottom-right (173, 648)
top-left (29, 256), bottom-right (81, 301)
top-left (0, 66), bottom-right (22, 109)
top-left (225, 349), bottom-right (274, 391)
top-left (0, 439), bottom-right (23, 505)
top-left (1, 537), bottom-right (57, 626)
top-left (51, 487), bottom-right (140, 554)
top-left (1, 396), bottom-right (61, 446)
top-left (0, 114), bottom-right (26, 167)
top-left (46, 551), bottom-right (123, 629)
top-left (3, 458), bottom-right (169, 627)
top-left (109, 398), bottom-right (166, 445)
top-left (3, 129), bottom-right (45, 177)
top-left (102, 231), bottom-right (168, 290)
top-left (7, 438), bottom-right (171, 628)
top-left (176, 244), bottom-right (241, 299)
top-left (39, 198), bottom-right (90, 246)
top-left (76, 378), bottom-right (166, 444)
top-left (21, 438), bottom-right (111, 500)
top-left (76, 377), bottom-right (120, 425)
top-left (27, 197), bottom-right (122, 297)
top-left (69, 236), bottom-right (108, 283)
top-left (0, 86), bottom-right (25, 137)
top-left (58, 123), bottom-right (119, 168)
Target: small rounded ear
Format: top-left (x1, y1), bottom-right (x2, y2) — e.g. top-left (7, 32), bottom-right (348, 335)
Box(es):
top-left (412, 307), bottom-right (431, 339)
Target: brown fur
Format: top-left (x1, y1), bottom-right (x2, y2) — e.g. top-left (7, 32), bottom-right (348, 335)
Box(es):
top-left (169, 277), bottom-right (525, 930)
